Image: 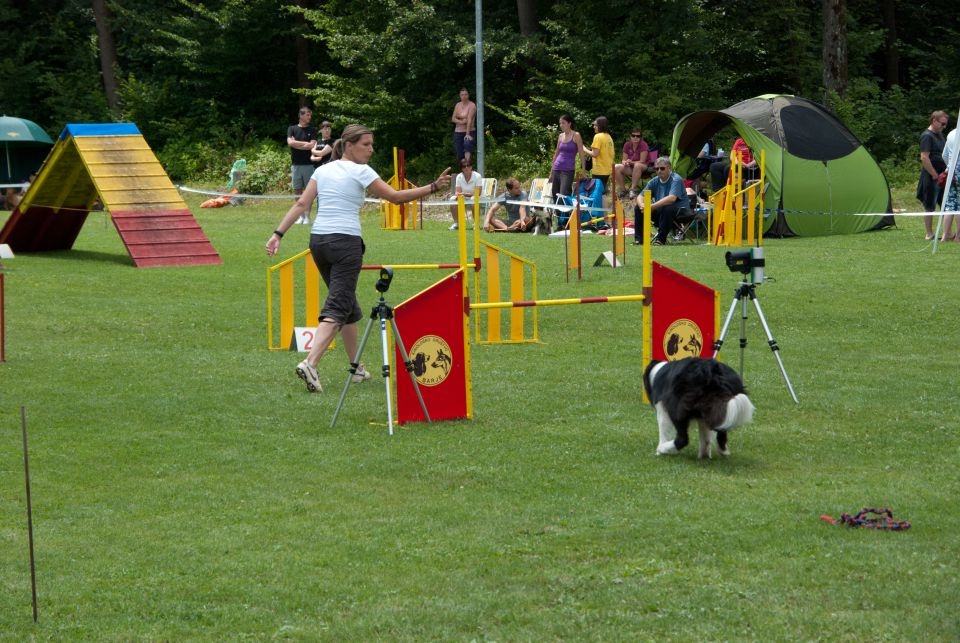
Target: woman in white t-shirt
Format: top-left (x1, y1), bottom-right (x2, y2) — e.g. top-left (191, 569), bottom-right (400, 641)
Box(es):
top-left (266, 124), bottom-right (451, 393)
top-left (448, 158), bottom-right (483, 230)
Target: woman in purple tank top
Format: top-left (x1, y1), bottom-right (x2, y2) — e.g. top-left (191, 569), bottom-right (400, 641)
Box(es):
top-left (549, 114), bottom-right (586, 199)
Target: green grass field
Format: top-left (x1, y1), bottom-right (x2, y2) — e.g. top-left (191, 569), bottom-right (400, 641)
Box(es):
top-left (1, 191), bottom-right (958, 640)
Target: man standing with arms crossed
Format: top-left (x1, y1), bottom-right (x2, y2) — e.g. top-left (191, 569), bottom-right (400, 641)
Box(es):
top-left (451, 87), bottom-right (477, 164)
top-left (288, 106), bottom-right (318, 224)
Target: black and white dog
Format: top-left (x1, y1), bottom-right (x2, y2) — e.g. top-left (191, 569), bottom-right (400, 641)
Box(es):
top-left (642, 357), bottom-right (755, 458)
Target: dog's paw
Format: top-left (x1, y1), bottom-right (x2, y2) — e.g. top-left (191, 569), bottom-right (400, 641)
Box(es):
top-left (656, 442), bottom-right (679, 455)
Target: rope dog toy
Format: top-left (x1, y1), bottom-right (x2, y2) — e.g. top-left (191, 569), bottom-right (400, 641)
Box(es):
top-left (821, 507), bottom-right (911, 530)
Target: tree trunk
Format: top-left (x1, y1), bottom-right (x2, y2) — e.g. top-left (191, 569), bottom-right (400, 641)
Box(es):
top-left (822, 0), bottom-right (848, 101)
top-left (517, 0), bottom-right (538, 36)
top-left (880, 0), bottom-right (899, 88)
top-left (295, 0), bottom-right (311, 107)
top-left (92, 0), bottom-right (119, 114)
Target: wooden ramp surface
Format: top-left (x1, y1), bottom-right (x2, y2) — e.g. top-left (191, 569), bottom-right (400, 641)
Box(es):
top-left (111, 209), bottom-right (222, 268)
top-left (78, 135), bottom-right (221, 268)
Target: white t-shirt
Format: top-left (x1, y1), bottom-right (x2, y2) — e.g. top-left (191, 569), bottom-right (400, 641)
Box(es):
top-left (309, 160), bottom-right (380, 237)
top-left (943, 129), bottom-right (957, 168)
top-left (454, 171), bottom-right (484, 197)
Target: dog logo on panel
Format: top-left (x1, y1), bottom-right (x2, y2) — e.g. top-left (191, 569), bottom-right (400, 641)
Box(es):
top-left (409, 335), bottom-right (453, 386)
top-left (664, 318), bottom-right (703, 359)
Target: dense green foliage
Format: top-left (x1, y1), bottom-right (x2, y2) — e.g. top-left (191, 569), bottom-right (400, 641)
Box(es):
top-left (1, 194), bottom-right (958, 638)
top-left (1, 0), bottom-right (958, 182)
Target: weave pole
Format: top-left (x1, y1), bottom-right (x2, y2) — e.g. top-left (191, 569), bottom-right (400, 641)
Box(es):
top-left (564, 177), bottom-right (581, 282)
top-left (398, 148), bottom-right (407, 230)
top-left (21, 406), bottom-right (38, 622)
top-left (641, 190), bottom-right (652, 401)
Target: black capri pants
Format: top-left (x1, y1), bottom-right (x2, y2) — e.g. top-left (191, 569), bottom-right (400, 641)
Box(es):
top-left (309, 233), bottom-right (365, 326)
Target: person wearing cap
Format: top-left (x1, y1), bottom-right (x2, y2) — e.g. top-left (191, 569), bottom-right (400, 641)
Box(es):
top-left (311, 120), bottom-right (336, 167)
top-left (582, 116), bottom-right (615, 192)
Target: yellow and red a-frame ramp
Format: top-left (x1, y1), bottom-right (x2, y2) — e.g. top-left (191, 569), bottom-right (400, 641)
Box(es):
top-left (0, 123), bottom-right (221, 268)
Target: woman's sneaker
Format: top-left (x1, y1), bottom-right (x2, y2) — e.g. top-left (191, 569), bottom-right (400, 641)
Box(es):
top-left (296, 360), bottom-right (322, 392)
top-left (351, 363), bottom-right (372, 383)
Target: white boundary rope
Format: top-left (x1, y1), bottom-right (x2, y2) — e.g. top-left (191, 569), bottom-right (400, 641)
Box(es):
top-left (176, 185), bottom-right (295, 199)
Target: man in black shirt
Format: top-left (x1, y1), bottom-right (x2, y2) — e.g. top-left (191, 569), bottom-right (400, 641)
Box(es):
top-left (287, 107), bottom-right (318, 224)
top-left (917, 110), bottom-right (948, 240)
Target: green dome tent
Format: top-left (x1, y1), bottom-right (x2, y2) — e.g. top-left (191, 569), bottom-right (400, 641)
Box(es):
top-left (670, 95), bottom-right (893, 236)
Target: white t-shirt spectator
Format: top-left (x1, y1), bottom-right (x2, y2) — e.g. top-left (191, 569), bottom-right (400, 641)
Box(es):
top-left (454, 171), bottom-right (484, 197)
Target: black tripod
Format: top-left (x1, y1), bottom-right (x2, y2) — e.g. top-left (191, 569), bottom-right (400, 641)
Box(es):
top-left (330, 269), bottom-right (431, 435)
top-left (712, 279), bottom-right (799, 403)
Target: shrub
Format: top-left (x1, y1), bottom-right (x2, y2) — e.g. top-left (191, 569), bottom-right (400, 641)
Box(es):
top-left (879, 147), bottom-right (920, 189)
top-left (156, 138), bottom-right (231, 184)
top-left (480, 99), bottom-right (555, 182)
top-left (241, 141), bottom-right (291, 195)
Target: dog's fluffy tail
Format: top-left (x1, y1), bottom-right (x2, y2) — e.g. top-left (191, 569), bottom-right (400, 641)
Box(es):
top-left (718, 393), bottom-right (755, 431)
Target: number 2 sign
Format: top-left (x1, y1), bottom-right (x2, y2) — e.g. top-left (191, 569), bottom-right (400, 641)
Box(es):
top-left (292, 327), bottom-right (335, 352)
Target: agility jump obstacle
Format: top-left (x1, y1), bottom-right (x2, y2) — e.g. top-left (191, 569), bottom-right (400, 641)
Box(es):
top-left (380, 148), bottom-right (423, 230)
top-left (708, 149), bottom-right (766, 247)
top-left (463, 191), bottom-right (539, 345)
top-left (474, 240), bottom-right (538, 344)
top-left (0, 123), bottom-right (221, 268)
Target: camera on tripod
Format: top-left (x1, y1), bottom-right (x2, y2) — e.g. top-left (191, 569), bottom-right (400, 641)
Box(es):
top-left (375, 267), bottom-right (394, 293)
top-left (725, 246), bottom-right (765, 284)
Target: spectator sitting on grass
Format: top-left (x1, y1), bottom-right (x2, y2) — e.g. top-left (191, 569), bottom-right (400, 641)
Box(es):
top-left (483, 178), bottom-right (532, 232)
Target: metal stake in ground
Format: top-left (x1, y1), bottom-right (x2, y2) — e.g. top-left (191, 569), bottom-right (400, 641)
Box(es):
top-left (21, 406), bottom-right (38, 622)
top-left (330, 268), bottom-right (431, 435)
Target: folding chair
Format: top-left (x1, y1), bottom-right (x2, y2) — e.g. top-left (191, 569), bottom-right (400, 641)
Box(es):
top-left (556, 178), bottom-right (604, 229)
top-left (673, 206), bottom-right (708, 242)
top-left (527, 178), bottom-right (554, 234)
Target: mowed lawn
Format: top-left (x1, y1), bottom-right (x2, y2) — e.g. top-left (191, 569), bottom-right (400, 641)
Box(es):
top-left (1, 193), bottom-right (958, 640)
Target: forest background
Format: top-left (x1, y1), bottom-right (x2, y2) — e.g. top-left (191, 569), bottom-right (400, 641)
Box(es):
top-left (1, 0), bottom-right (957, 191)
